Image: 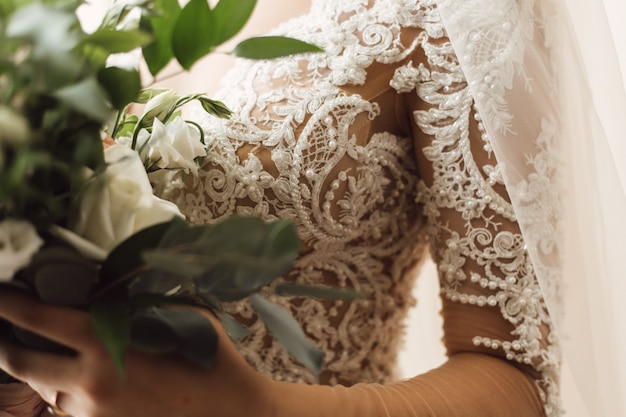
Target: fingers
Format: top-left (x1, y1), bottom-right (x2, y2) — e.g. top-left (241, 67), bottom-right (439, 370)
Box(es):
top-left (0, 336), bottom-right (78, 390)
top-left (0, 289), bottom-right (96, 351)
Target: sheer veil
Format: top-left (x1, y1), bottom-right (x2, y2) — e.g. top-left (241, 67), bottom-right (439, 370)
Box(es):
top-left (437, 0), bottom-right (626, 415)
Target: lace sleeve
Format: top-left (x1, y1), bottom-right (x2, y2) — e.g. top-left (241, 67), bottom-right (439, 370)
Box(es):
top-left (387, 12), bottom-right (560, 416)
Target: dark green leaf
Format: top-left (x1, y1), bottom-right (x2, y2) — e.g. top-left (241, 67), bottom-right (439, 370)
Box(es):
top-left (53, 77), bottom-right (111, 122)
top-left (275, 283), bottom-right (363, 300)
top-left (250, 294), bottom-right (323, 374)
top-left (130, 307), bottom-right (178, 354)
top-left (263, 218), bottom-right (300, 258)
top-left (131, 307), bottom-right (218, 367)
top-left (28, 247), bottom-right (98, 307)
top-left (70, 120), bottom-right (106, 169)
top-left (83, 29), bottom-right (152, 54)
top-left (90, 300), bottom-right (131, 378)
top-left (231, 36), bottom-right (323, 60)
top-left (141, 0), bottom-right (181, 75)
top-left (212, 0), bottom-right (256, 45)
top-left (171, 309), bottom-right (218, 367)
top-left (129, 293), bottom-right (200, 309)
top-left (98, 67), bottom-right (142, 109)
top-left (99, 218), bottom-right (188, 292)
top-left (172, 0), bottom-right (216, 70)
top-left (142, 250), bottom-right (209, 276)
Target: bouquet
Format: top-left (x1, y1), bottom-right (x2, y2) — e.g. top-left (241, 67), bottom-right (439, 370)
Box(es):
top-left (0, 0), bottom-right (352, 382)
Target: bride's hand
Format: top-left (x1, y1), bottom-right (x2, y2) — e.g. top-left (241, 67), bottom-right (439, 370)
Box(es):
top-left (0, 289), bottom-right (276, 417)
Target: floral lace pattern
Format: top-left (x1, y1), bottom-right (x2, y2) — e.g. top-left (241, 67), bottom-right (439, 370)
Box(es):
top-left (160, 0), bottom-right (560, 415)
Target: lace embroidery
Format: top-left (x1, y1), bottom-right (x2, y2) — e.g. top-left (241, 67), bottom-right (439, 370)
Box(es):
top-left (409, 4), bottom-right (560, 414)
top-left (158, 0), bottom-right (560, 414)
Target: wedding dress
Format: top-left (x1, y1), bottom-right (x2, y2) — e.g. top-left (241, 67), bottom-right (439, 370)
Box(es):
top-left (2, 0), bottom-right (622, 416)
top-left (161, 0), bottom-right (564, 415)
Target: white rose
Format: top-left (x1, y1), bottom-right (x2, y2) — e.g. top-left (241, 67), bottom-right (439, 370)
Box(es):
top-left (143, 117), bottom-right (207, 174)
top-left (71, 144), bottom-right (184, 256)
top-left (0, 219), bottom-right (44, 281)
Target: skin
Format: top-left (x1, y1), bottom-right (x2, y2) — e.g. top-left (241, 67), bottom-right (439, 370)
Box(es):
top-left (0, 289), bottom-right (276, 417)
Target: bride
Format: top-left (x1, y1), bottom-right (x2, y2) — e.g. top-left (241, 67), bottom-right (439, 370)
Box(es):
top-left (0, 0), bottom-right (624, 416)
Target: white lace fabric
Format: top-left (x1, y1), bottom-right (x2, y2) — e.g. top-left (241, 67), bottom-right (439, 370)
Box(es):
top-left (159, 0), bottom-right (560, 415)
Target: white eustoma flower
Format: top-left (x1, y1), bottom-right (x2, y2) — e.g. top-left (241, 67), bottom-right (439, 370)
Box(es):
top-left (144, 117), bottom-right (207, 174)
top-left (0, 219), bottom-right (44, 281)
top-left (70, 144), bottom-right (184, 256)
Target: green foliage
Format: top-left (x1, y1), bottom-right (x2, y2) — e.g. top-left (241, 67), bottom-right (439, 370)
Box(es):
top-left (232, 36), bottom-right (324, 60)
top-left (97, 67), bottom-right (142, 109)
top-left (0, 0), bottom-right (342, 380)
top-left (91, 300), bottom-right (131, 378)
top-left (212, 0), bottom-right (256, 44)
top-left (250, 294), bottom-right (324, 375)
top-left (172, 0), bottom-right (216, 70)
top-left (140, 0), bottom-right (181, 75)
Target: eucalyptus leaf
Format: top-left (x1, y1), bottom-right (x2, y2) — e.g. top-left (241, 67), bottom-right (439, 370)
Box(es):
top-left (140, 0), bottom-right (181, 75)
top-left (217, 311), bottom-right (249, 340)
top-left (90, 300), bottom-right (131, 378)
top-left (99, 218), bottom-right (188, 292)
top-left (27, 247), bottom-right (98, 307)
top-left (262, 218), bottom-right (300, 258)
top-left (212, 0), bottom-right (256, 45)
top-left (132, 308), bottom-right (218, 367)
top-left (84, 29), bottom-right (151, 54)
top-left (128, 269), bottom-right (187, 296)
top-left (98, 66), bottom-right (141, 109)
top-left (142, 250), bottom-right (210, 276)
top-left (171, 0), bottom-right (216, 70)
top-left (231, 36), bottom-right (323, 60)
top-left (250, 294), bottom-right (323, 374)
top-left (129, 307), bottom-right (178, 354)
top-left (53, 77), bottom-right (111, 122)
top-left (275, 283), bottom-right (363, 300)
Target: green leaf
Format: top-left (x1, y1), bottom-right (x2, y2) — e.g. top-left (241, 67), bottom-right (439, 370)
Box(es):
top-left (83, 29), bottom-right (152, 54)
top-left (90, 300), bottom-right (131, 378)
top-left (99, 218), bottom-right (188, 292)
top-left (129, 307), bottom-right (178, 354)
top-left (53, 77), bottom-right (111, 122)
top-left (99, 0), bottom-right (151, 30)
top-left (212, 0), bottom-right (256, 45)
top-left (141, 0), bottom-right (181, 75)
top-left (131, 307), bottom-right (218, 367)
top-left (217, 312), bottom-right (249, 340)
top-left (249, 294), bottom-right (323, 374)
top-left (98, 67), bottom-right (141, 109)
top-left (263, 218), bottom-right (300, 258)
top-left (231, 36), bottom-right (323, 60)
top-left (275, 283), bottom-right (363, 300)
top-left (142, 250), bottom-right (209, 276)
top-left (172, 0), bottom-right (216, 70)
